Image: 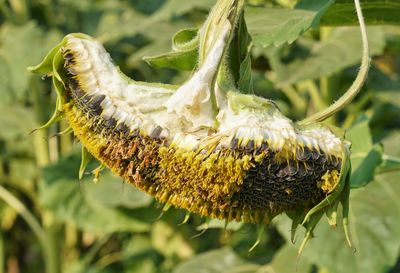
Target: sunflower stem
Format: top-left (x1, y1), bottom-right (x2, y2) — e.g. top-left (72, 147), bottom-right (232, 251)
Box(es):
top-left (299, 0), bottom-right (370, 126)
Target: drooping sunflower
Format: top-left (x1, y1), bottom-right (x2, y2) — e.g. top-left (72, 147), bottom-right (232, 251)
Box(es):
top-left (30, 0), bottom-right (369, 253)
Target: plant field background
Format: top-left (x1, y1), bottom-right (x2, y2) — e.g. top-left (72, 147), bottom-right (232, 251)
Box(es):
top-left (0, 0), bottom-right (400, 273)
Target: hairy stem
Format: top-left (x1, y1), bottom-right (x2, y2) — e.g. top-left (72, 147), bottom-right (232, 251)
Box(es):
top-left (0, 185), bottom-right (57, 273)
top-left (299, 0), bottom-right (370, 126)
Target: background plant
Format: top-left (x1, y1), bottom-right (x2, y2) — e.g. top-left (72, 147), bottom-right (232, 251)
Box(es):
top-left (0, 0), bottom-right (399, 273)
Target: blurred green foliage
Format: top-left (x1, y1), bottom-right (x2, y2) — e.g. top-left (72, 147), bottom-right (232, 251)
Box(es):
top-left (0, 0), bottom-right (400, 273)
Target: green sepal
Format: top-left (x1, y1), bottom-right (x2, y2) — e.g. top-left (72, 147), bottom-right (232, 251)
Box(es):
top-left (29, 33), bottom-right (96, 131)
top-left (302, 143), bottom-right (351, 225)
top-left (298, 210), bottom-right (324, 256)
top-left (340, 168), bottom-right (355, 251)
top-left (79, 146), bottom-right (92, 180)
top-left (27, 36), bottom-right (68, 74)
top-left (143, 28), bottom-right (199, 71)
top-left (29, 32), bottom-right (93, 76)
top-left (286, 208), bottom-right (308, 244)
top-left (162, 203), bottom-right (172, 212)
top-left (92, 164), bottom-right (105, 184)
top-left (248, 223), bottom-right (265, 252)
top-left (192, 218), bottom-right (211, 238)
top-left (30, 96), bottom-right (64, 134)
top-left (28, 37), bottom-right (67, 131)
top-left (52, 47), bottom-right (64, 88)
top-left (178, 212), bottom-right (191, 225)
top-left (53, 77), bottom-right (66, 111)
top-left (223, 219), bottom-right (229, 232)
top-left (56, 125), bottom-right (73, 136)
top-left (156, 203), bottom-right (172, 220)
top-left (325, 200), bottom-right (340, 227)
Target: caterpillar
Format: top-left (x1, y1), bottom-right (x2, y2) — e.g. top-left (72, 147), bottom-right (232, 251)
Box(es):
top-left (29, 0), bottom-right (359, 252)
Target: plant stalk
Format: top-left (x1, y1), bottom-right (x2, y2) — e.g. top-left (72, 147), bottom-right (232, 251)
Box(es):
top-left (299, 0), bottom-right (370, 126)
top-left (0, 185), bottom-right (57, 273)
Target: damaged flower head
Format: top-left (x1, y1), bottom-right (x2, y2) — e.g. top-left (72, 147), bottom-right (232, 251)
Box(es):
top-left (29, 0), bottom-right (369, 253)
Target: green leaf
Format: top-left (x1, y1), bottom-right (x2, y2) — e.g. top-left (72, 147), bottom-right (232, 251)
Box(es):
top-left (0, 22), bottom-right (62, 105)
top-left (321, 0), bottom-right (400, 26)
top-left (0, 105), bottom-right (37, 141)
top-left (85, 174), bottom-right (152, 209)
top-left (126, 22), bottom-right (189, 67)
top-left (245, 0), bottom-right (334, 47)
top-left (173, 248), bottom-right (257, 273)
top-left (350, 144), bottom-right (383, 188)
top-left (152, 0), bottom-right (214, 21)
top-left (235, 16), bottom-right (254, 94)
top-left (96, 0), bottom-right (212, 44)
top-left (273, 26), bottom-right (385, 85)
top-left (257, 244), bottom-right (312, 273)
top-left (378, 154), bottom-right (400, 174)
top-left (379, 130), bottom-right (400, 159)
top-left (143, 28), bottom-right (199, 71)
top-left (151, 221), bottom-right (194, 259)
top-left (346, 117), bottom-right (373, 153)
top-left (346, 117), bottom-right (383, 188)
top-left (40, 150), bottom-right (153, 233)
top-left (237, 53), bottom-right (253, 94)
